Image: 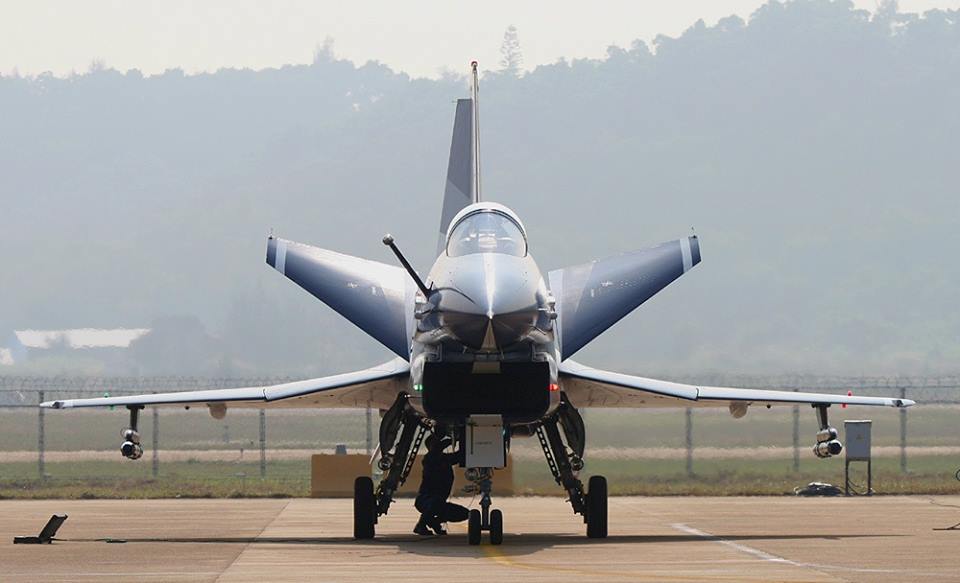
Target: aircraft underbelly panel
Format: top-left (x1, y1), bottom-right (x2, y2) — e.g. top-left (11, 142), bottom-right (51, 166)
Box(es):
top-left (421, 361), bottom-right (550, 423)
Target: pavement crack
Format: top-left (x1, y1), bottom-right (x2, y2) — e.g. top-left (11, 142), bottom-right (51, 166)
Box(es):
top-left (214, 500), bottom-right (291, 583)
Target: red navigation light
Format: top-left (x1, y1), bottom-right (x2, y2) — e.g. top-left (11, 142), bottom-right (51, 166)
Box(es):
top-left (548, 383), bottom-right (560, 392)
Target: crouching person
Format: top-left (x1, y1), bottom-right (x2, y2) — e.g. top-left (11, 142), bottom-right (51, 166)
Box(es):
top-left (413, 433), bottom-right (469, 535)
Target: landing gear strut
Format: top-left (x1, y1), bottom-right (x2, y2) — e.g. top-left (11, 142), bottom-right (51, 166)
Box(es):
top-left (537, 396), bottom-right (607, 538)
top-left (353, 393), bottom-right (427, 540)
top-left (466, 468), bottom-right (504, 545)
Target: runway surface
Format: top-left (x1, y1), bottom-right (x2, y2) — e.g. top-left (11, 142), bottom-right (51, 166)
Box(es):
top-left (2, 496), bottom-right (958, 582)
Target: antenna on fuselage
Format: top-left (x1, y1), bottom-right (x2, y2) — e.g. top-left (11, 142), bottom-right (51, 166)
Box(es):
top-left (470, 60), bottom-right (481, 203)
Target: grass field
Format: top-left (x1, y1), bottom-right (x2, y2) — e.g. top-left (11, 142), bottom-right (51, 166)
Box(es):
top-left (3, 404), bottom-right (957, 451)
top-left (1, 455), bottom-right (957, 499)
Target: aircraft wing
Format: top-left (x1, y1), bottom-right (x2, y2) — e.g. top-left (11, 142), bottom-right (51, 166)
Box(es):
top-left (40, 359), bottom-right (410, 410)
top-left (548, 235), bottom-right (701, 360)
top-left (266, 237), bottom-right (415, 359)
top-left (559, 360), bottom-right (914, 409)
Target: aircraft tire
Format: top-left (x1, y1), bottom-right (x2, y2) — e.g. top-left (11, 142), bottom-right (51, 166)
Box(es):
top-left (489, 509), bottom-right (503, 545)
top-left (586, 475), bottom-right (608, 539)
top-left (468, 509), bottom-right (482, 545)
top-left (353, 476), bottom-right (376, 540)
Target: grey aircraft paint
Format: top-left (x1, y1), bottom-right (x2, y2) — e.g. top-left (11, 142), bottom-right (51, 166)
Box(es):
top-left (266, 237), bottom-right (413, 359)
top-left (42, 72), bottom-right (914, 416)
top-left (437, 98), bottom-right (475, 256)
top-left (548, 235), bottom-right (701, 360)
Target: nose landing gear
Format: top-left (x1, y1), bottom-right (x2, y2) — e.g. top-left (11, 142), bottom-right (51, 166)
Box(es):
top-left (466, 468), bottom-right (504, 545)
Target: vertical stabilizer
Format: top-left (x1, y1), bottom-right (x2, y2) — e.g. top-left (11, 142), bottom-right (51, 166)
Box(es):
top-left (437, 63), bottom-right (482, 256)
top-left (470, 60), bottom-right (481, 204)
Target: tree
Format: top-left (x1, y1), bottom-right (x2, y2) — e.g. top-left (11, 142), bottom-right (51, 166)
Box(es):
top-left (499, 25), bottom-right (523, 76)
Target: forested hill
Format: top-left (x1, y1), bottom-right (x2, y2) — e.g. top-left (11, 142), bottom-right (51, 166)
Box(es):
top-left (2, 0), bottom-right (958, 376)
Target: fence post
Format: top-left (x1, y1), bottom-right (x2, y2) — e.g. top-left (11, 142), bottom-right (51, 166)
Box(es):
top-left (151, 405), bottom-right (159, 478)
top-left (792, 396), bottom-right (800, 473)
top-left (38, 390), bottom-right (45, 479)
top-left (685, 407), bottom-right (693, 477)
top-left (899, 386), bottom-right (908, 474)
top-left (365, 405), bottom-right (373, 456)
top-left (259, 409), bottom-right (266, 478)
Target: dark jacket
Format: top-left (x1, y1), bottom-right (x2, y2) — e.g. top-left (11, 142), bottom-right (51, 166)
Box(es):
top-left (417, 448), bottom-right (460, 498)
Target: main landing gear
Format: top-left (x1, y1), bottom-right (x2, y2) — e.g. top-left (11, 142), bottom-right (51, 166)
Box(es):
top-left (353, 393), bottom-right (427, 540)
top-left (537, 396), bottom-right (607, 538)
top-left (465, 468), bottom-right (503, 545)
top-left (354, 392), bottom-right (609, 543)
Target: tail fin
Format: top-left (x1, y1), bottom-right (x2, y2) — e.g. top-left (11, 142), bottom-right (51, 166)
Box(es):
top-left (437, 98), bottom-right (474, 255)
top-left (437, 62), bottom-right (482, 256)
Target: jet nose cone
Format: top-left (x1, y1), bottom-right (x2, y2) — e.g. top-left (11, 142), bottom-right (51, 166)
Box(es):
top-left (435, 254), bottom-right (541, 351)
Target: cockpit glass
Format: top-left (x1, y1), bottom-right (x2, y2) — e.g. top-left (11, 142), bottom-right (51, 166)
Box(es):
top-left (447, 211), bottom-right (527, 257)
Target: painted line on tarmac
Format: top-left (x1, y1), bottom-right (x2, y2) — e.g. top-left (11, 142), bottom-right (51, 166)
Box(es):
top-left (670, 523), bottom-right (902, 576)
top-left (481, 543), bottom-right (759, 582)
top-left (671, 523), bottom-right (799, 566)
top-left (471, 521), bottom-right (777, 582)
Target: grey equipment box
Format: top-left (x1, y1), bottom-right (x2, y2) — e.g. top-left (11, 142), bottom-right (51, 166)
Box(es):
top-left (845, 420), bottom-right (872, 461)
top-left (465, 414), bottom-right (506, 468)
top-left (844, 420), bottom-right (872, 496)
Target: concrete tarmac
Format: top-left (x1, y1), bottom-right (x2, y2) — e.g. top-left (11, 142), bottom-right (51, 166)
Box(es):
top-left (2, 496), bottom-right (958, 582)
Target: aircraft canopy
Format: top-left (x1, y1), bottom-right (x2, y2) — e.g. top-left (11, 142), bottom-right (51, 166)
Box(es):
top-left (446, 210), bottom-right (527, 257)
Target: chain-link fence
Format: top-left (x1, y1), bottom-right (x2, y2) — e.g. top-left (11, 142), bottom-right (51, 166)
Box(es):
top-left (1, 375), bottom-right (957, 493)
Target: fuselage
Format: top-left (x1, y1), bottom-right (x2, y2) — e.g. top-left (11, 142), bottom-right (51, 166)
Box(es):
top-left (407, 202), bottom-right (561, 423)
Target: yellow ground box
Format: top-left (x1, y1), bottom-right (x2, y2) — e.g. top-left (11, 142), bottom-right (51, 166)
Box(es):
top-left (310, 454), bottom-right (372, 498)
top-left (311, 453), bottom-right (515, 498)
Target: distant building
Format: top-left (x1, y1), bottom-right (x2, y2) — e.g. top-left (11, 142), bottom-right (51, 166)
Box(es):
top-left (0, 328), bottom-right (150, 367)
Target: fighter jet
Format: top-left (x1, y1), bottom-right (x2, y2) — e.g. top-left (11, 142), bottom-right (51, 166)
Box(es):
top-left (42, 62), bottom-right (914, 545)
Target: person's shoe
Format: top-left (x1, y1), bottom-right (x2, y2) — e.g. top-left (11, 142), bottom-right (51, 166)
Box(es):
top-left (413, 517), bottom-right (433, 536)
top-left (428, 518), bottom-right (447, 535)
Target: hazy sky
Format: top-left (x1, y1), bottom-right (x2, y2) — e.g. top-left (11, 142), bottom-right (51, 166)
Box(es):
top-left (2, 0), bottom-right (959, 78)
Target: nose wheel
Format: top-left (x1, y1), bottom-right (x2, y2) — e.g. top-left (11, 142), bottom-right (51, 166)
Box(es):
top-left (467, 508), bottom-right (504, 545)
top-left (467, 470), bottom-right (504, 545)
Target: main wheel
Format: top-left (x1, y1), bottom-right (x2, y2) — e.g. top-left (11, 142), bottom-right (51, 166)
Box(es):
top-left (586, 475), bottom-right (608, 539)
top-left (468, 509), bottom-right (482, 545)
top-left (489, 509), bottom-right (504, 545)
top-left (353, 476), bottom-right (376, 540)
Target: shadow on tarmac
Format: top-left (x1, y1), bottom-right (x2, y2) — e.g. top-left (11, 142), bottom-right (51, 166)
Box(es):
top-left (67, 532), bottom-right (904, 558)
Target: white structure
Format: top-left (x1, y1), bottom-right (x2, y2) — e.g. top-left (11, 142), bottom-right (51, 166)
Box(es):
top-left (1, 328), bottom-right (150, 365)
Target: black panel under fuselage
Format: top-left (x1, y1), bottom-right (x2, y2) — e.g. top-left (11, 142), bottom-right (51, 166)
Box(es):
top-left (422, 362), bottom-right (550, 423)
